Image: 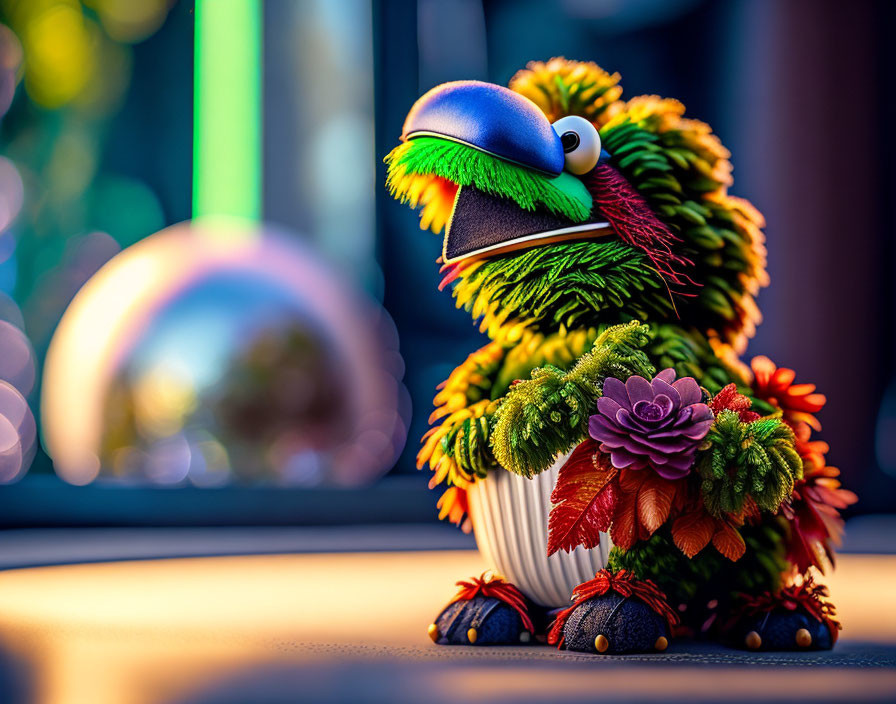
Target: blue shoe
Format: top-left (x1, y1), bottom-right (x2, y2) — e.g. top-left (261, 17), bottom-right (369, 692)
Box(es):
top-left (731, 607), bottom-right (835, 651)
top-left (549, 570), bottom-right (677, 654)
top-left (559, 592), bottom-right (670, 654)
top-left (728, 579), bottom-right (839, 651)
top-left (427, 574), bottom-right (535, 646)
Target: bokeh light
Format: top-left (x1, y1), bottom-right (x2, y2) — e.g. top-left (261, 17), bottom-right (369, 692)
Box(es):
top-left (0, 156), bottom-right (24, 232)
top-left (0, 22), bottom-right (35, 485)
top-left (2, 1), bottom-right (174, 113)
top-left (42, 218), bottom-right (409, 487)
top-left (20, 1), bottom-right (94, 109)
top-left (0, 23), bottom-right (21, 116)
top-left (87, 0), bottom-right (172, 44)
top-left (24, 231), bottom-right (121, 345)
top-left (0, 319), bottom-right (35, 396)
top-left (89, 176), bottom-right (165, 248)
top-left (0, 378), bottom-right (36, 480)
top-left (0, 412), bottom-right (21, 483)
top-left (0, 290), bottom-right (25, 330)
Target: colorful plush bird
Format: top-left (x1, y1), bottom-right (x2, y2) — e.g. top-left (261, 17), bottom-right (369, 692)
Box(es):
top-left (385, 58), bottom-right (855, 654)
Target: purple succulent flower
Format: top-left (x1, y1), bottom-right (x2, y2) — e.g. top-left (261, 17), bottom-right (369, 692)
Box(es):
top-left (588, 368), bottom-right (714, 480)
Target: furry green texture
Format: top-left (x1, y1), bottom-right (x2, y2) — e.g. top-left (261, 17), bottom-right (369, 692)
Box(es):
top-left (433, 323), bottom-right (734, 484)
top-left (385, 137), bottom-right (592, 221)
top-left (600, 118), bottom-right (764, 349)
top-left (641, 323), bottom-right (743, 392)
top-left (456, 240), bottom-right (675, 333)
top-left (490, 321), bottom-right (655, 477)
top-left (440, 412), bottom-right (496, 481)
top-left (698, 410), bottom-right (803, 517)
top-left (608, 519), bottom-right (788, 615)
top-left (435, 329), bottom-right (612, 484)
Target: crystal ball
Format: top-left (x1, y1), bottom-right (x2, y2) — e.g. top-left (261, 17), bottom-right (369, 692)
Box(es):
top-left (42, 219), bottom-right (409, 486)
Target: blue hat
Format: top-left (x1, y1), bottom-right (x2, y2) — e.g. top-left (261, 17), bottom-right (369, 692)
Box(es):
top-left (402, 81), bottom-right (565, 176)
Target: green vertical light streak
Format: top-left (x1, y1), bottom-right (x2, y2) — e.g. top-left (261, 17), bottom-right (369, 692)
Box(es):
top-left (192, 0), bottom-right (261, 220)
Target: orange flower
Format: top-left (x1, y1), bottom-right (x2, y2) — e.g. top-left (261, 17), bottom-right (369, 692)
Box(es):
top-left (792, 421), bottom-right (829, 472)
top-left (437, 486), bottom-right (472, 533)
top-left (750, 356), bottom-right (826, 430)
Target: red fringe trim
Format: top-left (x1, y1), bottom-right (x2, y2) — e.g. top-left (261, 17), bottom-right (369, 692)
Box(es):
top-left (730, 576), bottom-right (841, 643)
top-left (586, 163), bottom-right (696, 293)
top-left (547, 569), bottom-right (679, 647)
top-left (449, 573), bottom-right (535, 633)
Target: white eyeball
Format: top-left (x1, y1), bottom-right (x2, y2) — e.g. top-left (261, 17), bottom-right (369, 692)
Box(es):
top-left (552, 115), bottom-right (601, 175)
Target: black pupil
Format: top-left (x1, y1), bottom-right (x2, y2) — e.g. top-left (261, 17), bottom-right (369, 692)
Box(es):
top-left (561, 131), bottom-right (580, 153)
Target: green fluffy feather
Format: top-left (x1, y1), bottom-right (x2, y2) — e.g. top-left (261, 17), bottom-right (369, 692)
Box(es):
top-left (698, 410), bottom-right (803, 516)
top-left (600, 118), bottom-right (763, 347)
top-left (440, 412), bottom-right (496, 481)
top-left (456, 240), bottom-right (675, 333)
top-left (385, 137), bottom-right (592, 221)
top-left (642, 323), bottom-right (743, 392)
top-left (490, 321), bottom-right (655, 477)
top-left (436, 322), bottom-right (735, 484)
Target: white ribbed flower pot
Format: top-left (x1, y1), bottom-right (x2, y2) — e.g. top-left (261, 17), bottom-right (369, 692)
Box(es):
top-left (467, 451), bottom-right (612, 608)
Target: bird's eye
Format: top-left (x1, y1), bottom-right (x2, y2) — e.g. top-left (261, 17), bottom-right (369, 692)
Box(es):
top-left (552, 115), bottom-right (601, 175)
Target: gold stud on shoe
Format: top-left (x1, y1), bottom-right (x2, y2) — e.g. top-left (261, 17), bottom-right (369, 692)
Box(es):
top-left (427, 624), bottom-right (439, 643)
top-left (519, 631), bottom-right (531, 643)
top-left (594, 634), bottom-right (610, 653)
top-left (467, 627), bottom-right (478, 644)
top-left (795, 628), bottom-right (813, 648)
top-left (745, 631), bottom-right (762, 650)
top-left (654, 636), bottom-right (668, 651)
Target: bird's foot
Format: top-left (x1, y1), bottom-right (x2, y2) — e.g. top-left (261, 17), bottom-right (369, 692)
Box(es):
top-left (427, 573), bottom-right (535, 646)
top-left (549, 570), bottom-right (676, 654)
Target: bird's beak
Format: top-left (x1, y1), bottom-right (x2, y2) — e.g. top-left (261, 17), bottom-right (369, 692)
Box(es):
top-left (400, 81), bottom-right (610, 263)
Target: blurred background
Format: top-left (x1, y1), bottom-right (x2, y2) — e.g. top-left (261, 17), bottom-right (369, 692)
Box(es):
top-left (0, 0), bottom-right (892, 528)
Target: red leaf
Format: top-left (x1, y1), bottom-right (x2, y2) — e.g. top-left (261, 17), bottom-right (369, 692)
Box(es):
top-left (637, 475), bottom-right (679, 535)
top-left (610, 489), bottom-right (638, 550)
top-left (712, 522), bottom-right (746, 561)
top-left (619, 468), bottom-right (648, 493)
top-left (671, 509), bottom-right (716, 558)
top-left (548, 440), bottom-right (618, 555)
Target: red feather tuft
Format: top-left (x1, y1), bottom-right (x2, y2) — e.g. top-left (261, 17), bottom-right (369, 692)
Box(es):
top-left (710, 383), bottom-right (761, 423)
top-left (586, 163), bottom-right (695, 292)
top-left (547, 439), bottom-right (618, 556)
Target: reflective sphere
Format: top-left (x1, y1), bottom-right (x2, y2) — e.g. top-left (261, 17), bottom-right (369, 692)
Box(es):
top-left (42, 219), bottom-right (409, 486)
